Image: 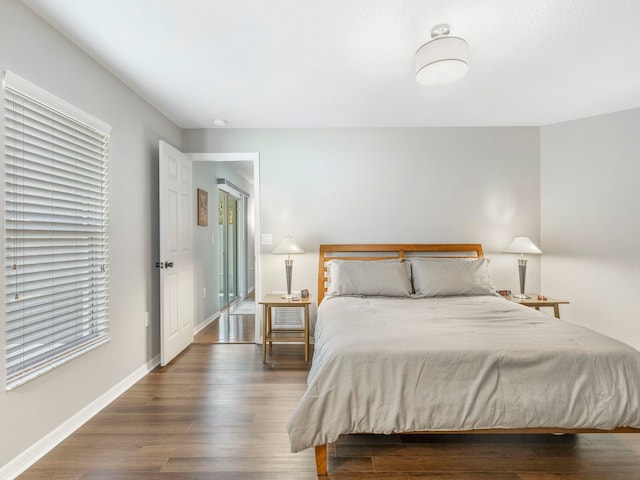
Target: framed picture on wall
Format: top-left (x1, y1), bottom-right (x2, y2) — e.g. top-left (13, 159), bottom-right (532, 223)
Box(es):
top-left (197, 188), bottom-right (208, 226)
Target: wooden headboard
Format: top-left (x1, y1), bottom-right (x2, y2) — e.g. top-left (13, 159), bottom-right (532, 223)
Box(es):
top-left (317, 243), bottom-right (484, 304)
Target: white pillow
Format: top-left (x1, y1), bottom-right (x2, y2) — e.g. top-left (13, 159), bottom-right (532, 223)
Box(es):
top-left (409, 257), bottom-right (496, 297)
top-left (326, 260), bottom-right (412, 297)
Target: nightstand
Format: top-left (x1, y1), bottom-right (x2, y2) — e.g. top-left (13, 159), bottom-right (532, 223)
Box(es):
top-left (506, 295), bottom-right (569, 319)
top-left (259, 294), bottom-right (311, 362)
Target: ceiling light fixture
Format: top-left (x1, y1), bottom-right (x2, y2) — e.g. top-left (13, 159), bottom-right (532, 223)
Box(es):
top-left (415, 24), bottom-right (469, 86)
top-left (212, 118), bottom-right (227, 126)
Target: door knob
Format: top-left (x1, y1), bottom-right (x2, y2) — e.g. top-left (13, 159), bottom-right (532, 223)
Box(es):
top-left (164, 261), bottom-right (174, 268)
top-left (155, 262), bottom-right (163, 269)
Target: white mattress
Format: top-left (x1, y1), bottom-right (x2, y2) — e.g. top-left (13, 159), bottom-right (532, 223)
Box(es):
top-left (287, 295), bottom-right (640, 452)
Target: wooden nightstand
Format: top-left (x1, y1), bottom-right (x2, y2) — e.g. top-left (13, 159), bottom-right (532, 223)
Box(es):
top-left (506, 295), bottom-right (569, 319)
top-left (259, 294), bottom-right (311, 362)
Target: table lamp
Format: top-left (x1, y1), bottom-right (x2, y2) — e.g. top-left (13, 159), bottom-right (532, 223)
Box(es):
top-left (504, 236), bottom-right (542, 299)
top-left (272, 235), bottom-right (305, 299)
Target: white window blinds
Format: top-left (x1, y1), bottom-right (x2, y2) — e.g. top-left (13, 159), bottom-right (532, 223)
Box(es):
top-left (3, 71), bottom-right (111, 390)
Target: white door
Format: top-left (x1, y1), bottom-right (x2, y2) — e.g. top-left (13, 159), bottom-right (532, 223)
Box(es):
top-left (159, 141), bottom-right (194, 366)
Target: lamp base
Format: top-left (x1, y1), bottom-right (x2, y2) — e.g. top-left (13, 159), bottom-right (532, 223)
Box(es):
top-left (281, 294), bottom-right (300, 300)
top-left (283, 260), bottom-right (295, 299)
top-left (514, 259), bottom-right (529, 300)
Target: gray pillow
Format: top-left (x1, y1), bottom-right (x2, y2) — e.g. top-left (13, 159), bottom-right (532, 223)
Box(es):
top-left (326, 260), bottom-right (412, 297)
top-left (409, 257), bottom-right (496, 297)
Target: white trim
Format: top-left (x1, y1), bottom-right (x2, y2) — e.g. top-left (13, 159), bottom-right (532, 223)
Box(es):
top-left (4, 70), bottom-right (111, 135)
top-left (0, 355), bottom-right (160, 480)
top-left (218, 178), bottom-right (250, 198)
top-left (194, 310), bottom-right (222, 335)
top-left (189, 152), bottom-right (257, 162)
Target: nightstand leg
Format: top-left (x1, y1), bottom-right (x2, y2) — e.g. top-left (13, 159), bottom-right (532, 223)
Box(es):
top-left (262, 304), bottom-right (268, 362)
top-left (304, 304), bottom-right (310, 362)
top-left (554, 305), bottom-right (560, 318)
top-left (268, 308), bottom-right (272, 349)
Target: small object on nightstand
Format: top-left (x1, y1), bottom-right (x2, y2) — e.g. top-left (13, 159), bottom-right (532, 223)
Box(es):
top-left (301, 288), bottom-right (309, 298)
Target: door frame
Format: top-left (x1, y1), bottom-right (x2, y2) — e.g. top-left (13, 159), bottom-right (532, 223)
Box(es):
top-left (188, 152), bottom-right (261, 344)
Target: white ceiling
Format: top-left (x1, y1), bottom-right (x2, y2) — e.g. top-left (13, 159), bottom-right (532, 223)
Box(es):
top-left (22, 0), bottom-right (640, 129)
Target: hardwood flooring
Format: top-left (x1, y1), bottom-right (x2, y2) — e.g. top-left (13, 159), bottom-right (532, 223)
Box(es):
top-left (194, 312), bottom-right (255, 344)
top-left (17, 343), bottom-right (640, 479)
top-left (195, 292), bottom-right (256, 344)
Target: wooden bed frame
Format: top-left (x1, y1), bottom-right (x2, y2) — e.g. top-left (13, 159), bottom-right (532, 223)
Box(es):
top-left (317, 243), bottom-right (485, 304)
top-left (312, 243), bottom-right (640, 475)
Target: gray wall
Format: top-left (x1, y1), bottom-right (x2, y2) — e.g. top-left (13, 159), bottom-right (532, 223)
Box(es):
top-left (0, 0), bottom-right (181, 469)
top-left (541, 108), bottom-right (640, 349)
top-left (183, 127), bottom-right (542, 302)
top-left (193, 162), bottom-right (221, 326)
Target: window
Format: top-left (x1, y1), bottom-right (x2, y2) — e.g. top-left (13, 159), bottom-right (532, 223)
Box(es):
top-left (3, 71), bottom-right (111, 389)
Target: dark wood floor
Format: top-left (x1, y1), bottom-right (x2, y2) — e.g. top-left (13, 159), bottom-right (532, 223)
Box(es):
top-left (195, 293), bottom-right (256, 344)
top-left (17, 342), bottom-right (640, 479)
top-left (194, 312), bottom-right (255, 344)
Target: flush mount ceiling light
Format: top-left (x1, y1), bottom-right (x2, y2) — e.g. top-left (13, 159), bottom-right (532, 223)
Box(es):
top-left (415, 24), bottom-right (469, 86)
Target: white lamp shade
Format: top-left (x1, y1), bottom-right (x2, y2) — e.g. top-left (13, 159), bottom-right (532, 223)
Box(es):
top-left (504, 236), bottom-right (542, 254)
top-left (272, 235), bottom-right (304, 255)
top-left (415, 36), bottom-right (469, 86)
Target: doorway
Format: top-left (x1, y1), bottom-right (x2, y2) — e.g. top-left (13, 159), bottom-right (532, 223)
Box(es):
top-left (189, 152), bottom-right (261, 345)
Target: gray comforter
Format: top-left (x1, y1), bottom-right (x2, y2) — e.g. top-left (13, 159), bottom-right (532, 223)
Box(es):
top-left (287, 295), bottom-right (640, 452)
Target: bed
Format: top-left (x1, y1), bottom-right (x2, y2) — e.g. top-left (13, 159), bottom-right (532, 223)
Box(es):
top-left (286, 244), bottom-right (640, 475)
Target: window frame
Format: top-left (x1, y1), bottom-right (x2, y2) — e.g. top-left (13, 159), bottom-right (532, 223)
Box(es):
top-left (3, 71), bottom-right (111, 390)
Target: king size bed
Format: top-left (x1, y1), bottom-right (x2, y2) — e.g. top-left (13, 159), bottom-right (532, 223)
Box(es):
top-left (286, 244), bottom-right (640, 475)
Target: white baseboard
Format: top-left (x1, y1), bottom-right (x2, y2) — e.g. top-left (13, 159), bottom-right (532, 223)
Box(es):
top-left (194, 311), bottom-right (221, 335)
top-left (0, 354), bottom-right (160, 480)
